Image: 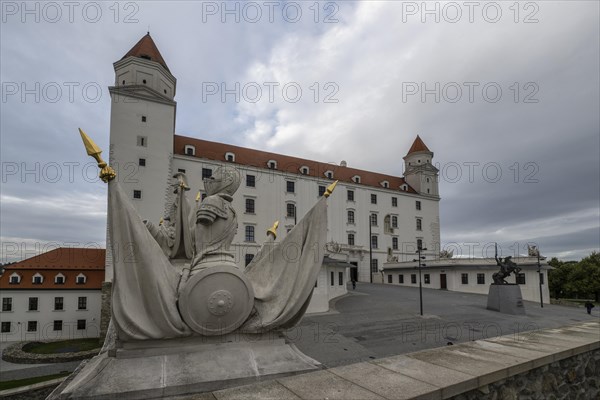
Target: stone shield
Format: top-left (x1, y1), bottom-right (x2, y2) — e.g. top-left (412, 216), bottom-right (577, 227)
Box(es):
top-left (178, 265), bottom-right (254, 335)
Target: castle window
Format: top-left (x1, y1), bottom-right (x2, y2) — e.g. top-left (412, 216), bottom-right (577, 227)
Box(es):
top-left (185, 145), bottom-right (196, 156)
top-left (246, 174), bottom-right (256, 187)
top-left (133, 190), bottom-right (142, 200)
top-left (427, 178), bottom-right (430, 183)
top-left (141, 116), bottom-right (146, 122)
top-left (29, 297), bottom-right (38, 311)
top-left (78, 297), bottom-right (87, 310)
top-left (371, 259), bottom-right (379, 273)
top-left (339, 272), bottom-right (344, 286)
top-left (28, 321), bottom-right (37, 332)
top-left (286, 181), bottom-right (295, 193)
top-left (202, 168), bottom-right (212, 180)
top-left (267, 160), bottom-right (277, 169)
top-left (417, 239), bottom-right (423, 249)
top-left (245, 225), bottom-right (255, 242)
top-left (318, 185), bottom-right (326, 197)
top-left (1, 322), bottom-right (10, 333)
top-left (416, 218), bottom-right (422, 231)
top-left (388, 275), bottom-right (392, 284)
top-left (371, 194), bottom-right (377, 204)
top-left (122, 80), bottom-right (125, 85)
top-left (286, 203), bottom-right (296, 219)
top-left (9, 273), bottom-right (20, 284)
top-left (300, 166), bottom-right (309, 175)
top-left (381, 180), bottom-right (389, 188)
top-left (54, 297), bottom-right (64, 311)
top-left (137, 136), bottom-right (147, 147)
top-left (348, 233), bottom-right (355, 246)
top-left (2, 298), bottom-right (12, 312)
top-left (164, 89), bottom-right (167, 94)
top-left (76, 274), bottom-right (87, 284)
top-left (139, 158), bottom-right (146, 167)
top-left (140, 54), bottom-right (151, 60)
top-left (347, 210), bottom-right (355, 224)
top-left (392, 197), bottom-right (398, 207)
top-left (177, 168), bottom-right (185, 173)
top-left (461, 273), bottom-right (469, 284)
top-left (245, 254), bottom-right (255, 267)
top-left (53, 320), bottom-right (63, 331)
top-left (416, 201), bottom-right (421, 210)
top-left (225, 152), bottom-right (235, 162)
top-left (411, 274), bottom-right (417, 284)
top-left (142, 79), bottom-right (147, 84)
top-left (324, 170), bottom-right (334, 179)
top-left (424, 274), bottom-right (430, 284)
top-left (353, 175), bottom-right (361, 184)
top-left (401, 184), bottom-right (408, 191)
top-left (477, 274), bottom-right (485, 285)
top-left (370, 213), bottom-right (378, 226)
top-left (392, 237), bottom-right (398, 250)
top-left (245, 198), bottom-right (255, 214)
top-left (516, 273), bottom-right (526, 285)
top-left (32, 273), bottom-right (43, 284)
top-left (427, 189), bottom-right (430, 194)
top-left (77, 320), bottom-right (86, 330)
top-left (391, 216), bottom-right (398, 228)
top-left (371, 235), bottom-right (378, 249)
top-left (330, 271), bottom-right (334, 286)
top-left (54, 274), bottom-right (65, 285)
top-left (399, 274), bottom-right (404, 284)
top-left (347, 190), bottom-right (354, 201)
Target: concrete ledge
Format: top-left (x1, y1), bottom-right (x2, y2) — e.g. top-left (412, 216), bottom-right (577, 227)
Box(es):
top-left (0, 377), bottom-right (66, 397)
top-left (209, 321), bottom-right (600, 400)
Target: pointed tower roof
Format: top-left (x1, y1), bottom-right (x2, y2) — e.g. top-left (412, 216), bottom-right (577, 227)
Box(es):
top-left (121, 33), bottom-right (170, 72)
top-left (406, 135), bottom-right (431, 155)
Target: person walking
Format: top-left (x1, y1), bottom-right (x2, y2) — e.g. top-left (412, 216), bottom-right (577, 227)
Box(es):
top-left (584, 301), bottom-right (595, 315)
top-left (351, 279), bottom-right (356, 290)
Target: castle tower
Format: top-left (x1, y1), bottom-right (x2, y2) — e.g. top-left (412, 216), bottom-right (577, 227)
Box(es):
top-left (403, 135), bottom-right (439, 197)
top-left (108, 33), bottom-right (176, 223)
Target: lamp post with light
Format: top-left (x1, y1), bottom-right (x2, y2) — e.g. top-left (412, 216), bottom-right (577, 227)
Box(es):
top-left (413, 245), bottom-right (427, 316)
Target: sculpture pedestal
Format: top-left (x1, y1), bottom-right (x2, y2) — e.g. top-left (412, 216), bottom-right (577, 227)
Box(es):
top-left (50, 334), bottom-right (321, 399)
top-left (487, 284), bottom-right (526, 315)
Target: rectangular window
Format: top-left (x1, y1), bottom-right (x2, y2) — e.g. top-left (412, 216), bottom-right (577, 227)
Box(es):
top-left (516, 273), bottom-right (526, 285)
top-left (371, 194), bottom-right (377, 204)
top-left (53, 320), bottom-right (63, 331)
top-left (33, 276), bottom-right (42, 284)
top-left (399, 274), bottom-right (404, 284)
top-left (137, 136), bottom-right (147, 147)
top-left (392, 237), bottom-right (398, 250)
top-left (286, 203), bottom-right (296, 218)
top-left (202, 168), bottom-right (212, 180)
top-left (387, 275), bottom-right (392, 283)
top-left (539, 272), bottom-right (544, 285)
top-left (2, 298), bottom-right (12, 312)
top-left (245, 254), bottom-right (255, 267)
top-left (78, 297), bottom-right (87, 310)
top-left (286, 181), bottom-right (295, 193)
top-left (477, 273), bottom-right (485, 285)
top-left (141, 115), bottom-right (147, 122)
top-left (55, 276), bottom-right (64, 284)
top-left (133, 190), bottom-right (142, 199)
top-left (177, 168), bottom-right (186, 173)
top-left (424, 274), bottom-right (430, 284)
top-left (348, 233), bottom-right (355, 246)
top-left (330, 271), bottom-right (334, 286)
top-left (417, 239), bottom-right (423, 250)
top-left (416, 218), bottom-right (422, 231)
top-left (411, 274), bottom-right (417, 284)
top-left (138, 158), bottom-right (146, 167)
top-left (1, 322), bottom-right (10, 333)
top-left (9, 276), bottom-right (19, 284)
top-left (416, 201), bottom-right (421, 210)
top-left (246, 174), bottom-right (256, 187)
top-left (245, 226), bottom-right (255, 242)
top-left (370, 213), bottom-right (378, 226)
top-left (27, 321), bottom-right (37, 332)
top-left (392, 197), bottom-right (398, 207)
top-left (461, 273), bottom-right (469, 284)
top-left (77, 320), bottom-right (86, 330)
top-left (245, 198), bottom-right (255, 214)
top-left (371, 235), bottom-right (378, 249)
top-left (28, 297), bottom-right (38, 311)
top-left (339, 272), bottom-right (344, 286)
top-left (347, 210), bottom-right (355, 224)
top-left (76, 276), bottom-right (85, 284)
top-left (318, 185), bottom-right (326, 197)
top-left (347, 190), bottom-right (354, 201)
top-left (391, 216), bottom-right (398, 228)
top-left (54, 297), bottom-right (64, 311)
top-left (371, 259), bottom-right (379, 273)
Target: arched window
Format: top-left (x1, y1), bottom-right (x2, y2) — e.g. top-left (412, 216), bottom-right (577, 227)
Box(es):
top-left (352, 175), bottom-right (361, 184)
top-left (32, 273), bottom-right (43, 284)
top-left (54, 273), bottom-right (66, 284)
top-left (347, 210), bottom-right (355, 224)
top-left (324, 170), bottom-right (334, 179)
top-left (267, 160), bottom-right (277, 169)
top-left (225, 152), bottom-right (235, 162)
top-left (9, 272), bottom-right (21, 284)
top-left (184, 145), bottom-right (196, 156)
top-left (76, 273), bottom-right (87, 284)
top-left (300, 166), bottom-right (310, 175)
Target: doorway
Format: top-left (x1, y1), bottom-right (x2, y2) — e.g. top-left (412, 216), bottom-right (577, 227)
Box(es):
top-left (440, 274), bottom-right (447, 289)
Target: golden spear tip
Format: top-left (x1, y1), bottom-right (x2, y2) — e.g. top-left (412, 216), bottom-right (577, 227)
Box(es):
top-left (195, 191), bottom-right (201, 202)
top-left (78, 128), bottom-right (102, 157)
top-left (267, 220), bottom-right (279, 239)
top-left (324, 180), bottom-right (339, 198)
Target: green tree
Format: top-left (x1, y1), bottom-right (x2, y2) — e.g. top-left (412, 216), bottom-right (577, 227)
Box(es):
top-left (549, 252), bottom-right (600, 301)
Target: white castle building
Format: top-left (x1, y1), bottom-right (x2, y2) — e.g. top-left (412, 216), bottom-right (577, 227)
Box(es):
top-left (106, 34), bottom-right (441, 313)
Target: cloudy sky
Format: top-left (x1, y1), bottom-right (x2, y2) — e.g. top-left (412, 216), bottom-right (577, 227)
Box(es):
top-left (1, 1), bottom-right (598, 263)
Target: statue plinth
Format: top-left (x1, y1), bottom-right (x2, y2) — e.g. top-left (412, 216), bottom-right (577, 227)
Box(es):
top-left (49, 334), bottom-right (321, 399)
top-left (486, 284), bottom-right (526, 315)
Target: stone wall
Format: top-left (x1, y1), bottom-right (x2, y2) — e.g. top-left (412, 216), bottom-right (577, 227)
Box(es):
top-left (451, 349), bottom-right (600, 400)
top-left (98, 281), bottom-right (112, 341)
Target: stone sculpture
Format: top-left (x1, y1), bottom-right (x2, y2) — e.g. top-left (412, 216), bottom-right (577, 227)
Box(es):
top-left (492, 255), bottom-right (521, 284)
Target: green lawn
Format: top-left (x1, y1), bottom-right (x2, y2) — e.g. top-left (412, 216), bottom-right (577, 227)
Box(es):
top-left (23, 338), bottom-right (100, 354)
top-left (0, 372), bottom-right (70, 391)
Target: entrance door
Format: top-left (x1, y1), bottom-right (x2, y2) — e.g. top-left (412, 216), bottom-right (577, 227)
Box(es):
top-left (440, 274), bottom-right (447, 289)
top-left (350, 262), bottom-right (358, 281)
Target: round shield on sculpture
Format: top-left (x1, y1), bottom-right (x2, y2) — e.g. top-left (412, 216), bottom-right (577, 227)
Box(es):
top-left (178, 265), bottom-right (254, 336)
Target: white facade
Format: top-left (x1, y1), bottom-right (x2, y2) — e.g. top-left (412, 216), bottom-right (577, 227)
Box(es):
top-left (382, 257), bottom-right (551, 304)
top-left (0, 290), bottom-right (102, 342)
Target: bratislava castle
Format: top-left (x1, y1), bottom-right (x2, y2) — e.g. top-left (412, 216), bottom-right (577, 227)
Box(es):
top-left (108, 34), bottom-right (441, 292)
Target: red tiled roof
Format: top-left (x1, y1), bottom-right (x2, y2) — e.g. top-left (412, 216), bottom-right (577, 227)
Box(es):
top-left (174, 135), bottom-right (416, 193)
top-left (406, 135), bottom-right (431, 155)
top-left (0, 248), bottom-right (105, 290)
top-left (122, 33), bottom-right (170, 72)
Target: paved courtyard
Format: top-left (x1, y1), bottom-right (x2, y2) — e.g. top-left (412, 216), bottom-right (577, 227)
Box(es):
top-left (290, 282), bottom-right (599, 368)
top-left (1, 282), bottom-right (598, 382)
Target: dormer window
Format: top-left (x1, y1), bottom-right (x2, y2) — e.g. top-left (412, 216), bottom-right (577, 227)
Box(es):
top-left (324, 170), bottom-right (334, 179)
top-left (267, 160), bottom-right (277, 169)
top-left (225, 152), bottom-right (235, 162)
top-left (300, 166), bottom-right (310, 175)
top-left (184, 145), bottom-right (196, 156)
top-left (401, 184), bottom-right (408, 191)
top-left (381, 180), bottom-right (389, 188)
top-left (352, 175), bottom-right (361, 184)
top-left (140, 54), bottom-right (151, 60)
top-left (76, 273), bottom-right (87, 284)
top-left (32, 273), bottom-right (43, 284)
top-left (9, 273), bottom-right (21, 284)
top-left (54, 273), bottom-right (66, 285)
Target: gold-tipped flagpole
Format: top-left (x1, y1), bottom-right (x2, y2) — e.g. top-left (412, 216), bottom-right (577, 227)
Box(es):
top-left (267, 221), bottom-right (279, 239)
top-left (78, 128), bottom-right (116, 183)
top-left (195, 191), bottom-right (201, 203)
top-left (324, 180), bottom-right (338, 198)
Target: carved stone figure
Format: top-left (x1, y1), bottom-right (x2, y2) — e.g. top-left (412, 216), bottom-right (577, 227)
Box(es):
top-left (439, 249), bottom-right (453, 259)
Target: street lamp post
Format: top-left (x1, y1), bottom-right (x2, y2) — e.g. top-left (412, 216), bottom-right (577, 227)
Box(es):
top-left (369, 214), bottom-right (373, 284)
top-left (537, 249), bottom-right (544, 308)
top-left (413, 246), bottom-right (427, 316)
